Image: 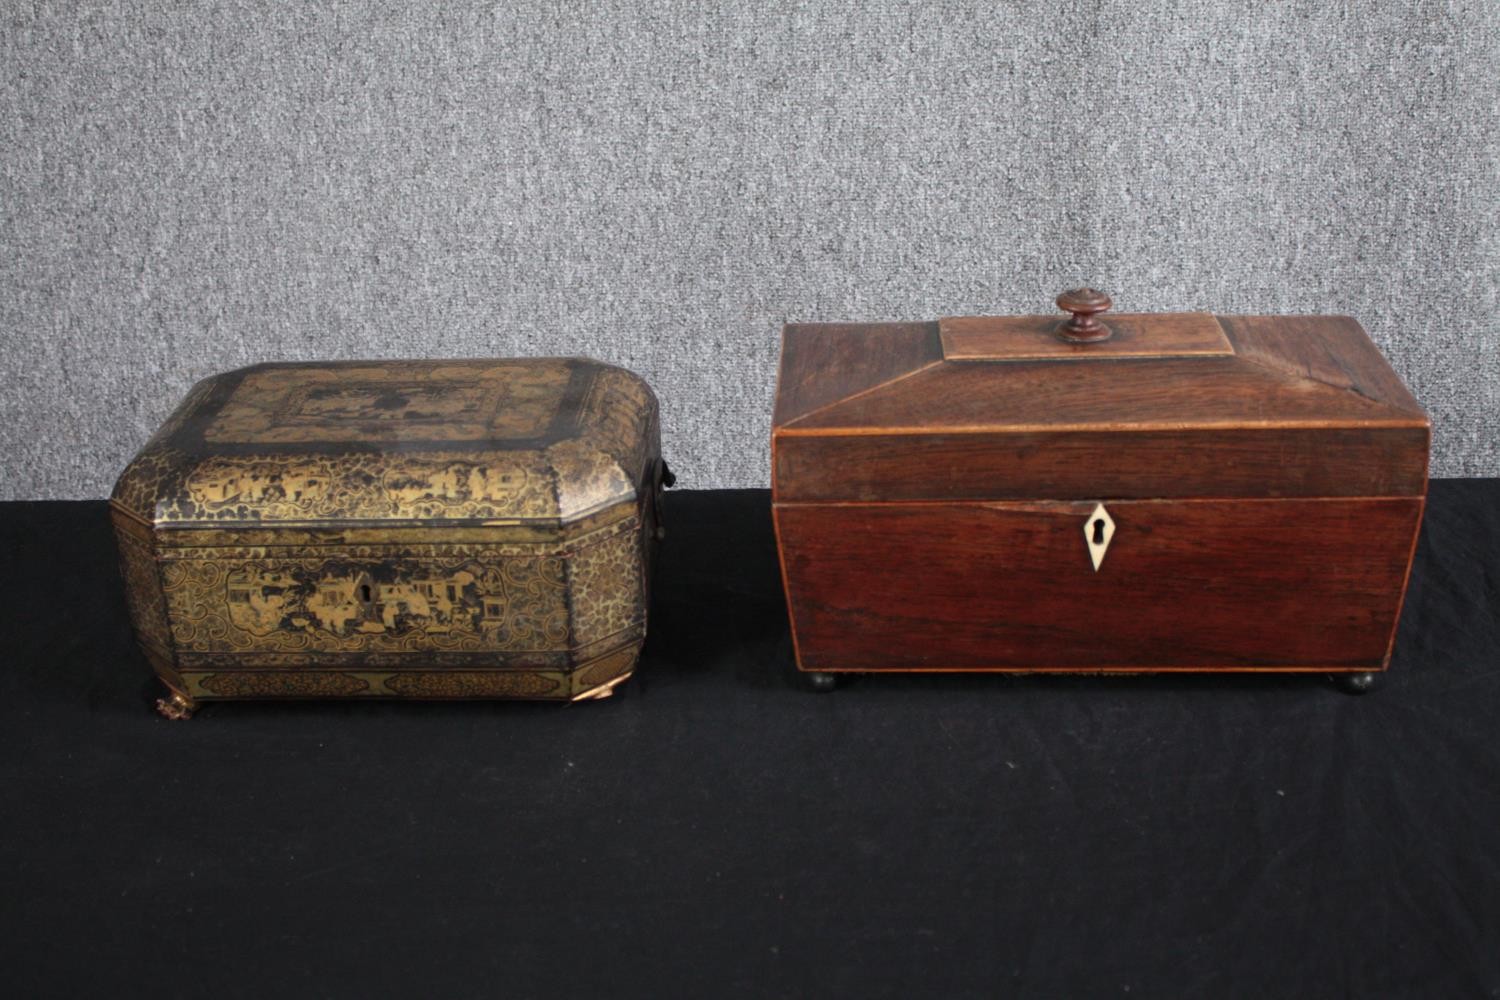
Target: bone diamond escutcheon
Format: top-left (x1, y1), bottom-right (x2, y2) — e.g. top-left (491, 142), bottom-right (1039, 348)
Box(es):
top-left (1086, 503), bottom-right (1115, 571)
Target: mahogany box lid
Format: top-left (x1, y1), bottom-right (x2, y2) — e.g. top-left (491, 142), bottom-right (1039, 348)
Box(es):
top-left (112, 358), bottom-right (660, 531)
top-left (772, 290), bottom-right (1429, 503)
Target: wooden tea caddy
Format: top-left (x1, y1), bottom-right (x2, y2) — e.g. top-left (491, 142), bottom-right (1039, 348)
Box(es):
top-left (771, 290), bottom-right (1429, 692)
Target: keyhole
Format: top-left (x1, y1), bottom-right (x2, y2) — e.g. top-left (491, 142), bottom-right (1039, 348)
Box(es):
top-left (360, 584), bottom-right (371, 602)
top-left (1092, 519), bottom-right (1106, 545)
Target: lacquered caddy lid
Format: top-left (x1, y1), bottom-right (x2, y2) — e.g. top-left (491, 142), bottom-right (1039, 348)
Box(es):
top-left (113, 358), bottom-right (660, 530)
top-left (772, 290), bottom-right (1429, 502)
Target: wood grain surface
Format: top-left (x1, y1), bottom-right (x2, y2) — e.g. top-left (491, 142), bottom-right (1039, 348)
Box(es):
top-left (939, 312), bottom-right (1233, 361)
top-left (774, 426), bottom-right (1429, 502)
top-left (775, 498), bottom-right (1424, 672)
top-left (773, 314), bottom-right (1430, 503)
top-left (772, 311), bottom-right (1430, 674)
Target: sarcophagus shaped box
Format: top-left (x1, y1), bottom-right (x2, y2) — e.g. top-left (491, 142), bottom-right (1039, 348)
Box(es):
top-left (772, 290), bottom-right (1429, 690)
top-left (112, 358), bottom-right (667, 718)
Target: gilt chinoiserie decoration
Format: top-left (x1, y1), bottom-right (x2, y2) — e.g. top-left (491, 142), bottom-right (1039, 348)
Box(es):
top-left (112, 359), bottom-right (669, 718)
top-left (771, 290), bottom-right (1430, 693)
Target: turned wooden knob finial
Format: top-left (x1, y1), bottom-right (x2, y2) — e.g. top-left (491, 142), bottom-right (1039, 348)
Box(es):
top-left (1055, 287), bottom-right (1113, 343)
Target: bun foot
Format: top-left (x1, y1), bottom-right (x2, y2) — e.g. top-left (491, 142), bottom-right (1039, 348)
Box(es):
top-left (155, 690), bottom-right (197, 720)
top-left (1333, 671), bottom-right (1379, 695)
top-left (804, 671), bottom-right (838, 693)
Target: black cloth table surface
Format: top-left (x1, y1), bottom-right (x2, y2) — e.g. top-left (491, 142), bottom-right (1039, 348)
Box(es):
top-left (3, 483), bottom-right (1498, 997)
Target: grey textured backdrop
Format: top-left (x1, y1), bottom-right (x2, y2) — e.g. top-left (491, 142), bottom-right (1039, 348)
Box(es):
top-left (2, 2), bottom-right (1497, 498)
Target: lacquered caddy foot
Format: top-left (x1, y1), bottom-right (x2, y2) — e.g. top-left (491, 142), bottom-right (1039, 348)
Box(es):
top-left (804, 671), bottom-right (839, 693)
top-left (571, 672), bottom-right (633, 702)
top-left (154, 689), bottom-right (198, 720)
top-left (1333, 671), bottom-right (1379, 695)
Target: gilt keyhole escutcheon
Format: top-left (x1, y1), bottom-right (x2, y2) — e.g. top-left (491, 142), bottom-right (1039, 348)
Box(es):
top-left (1085, 503), bottom-right (1115, 571)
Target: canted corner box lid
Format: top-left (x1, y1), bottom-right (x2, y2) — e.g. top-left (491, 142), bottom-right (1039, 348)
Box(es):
top-left (112, 358), bottom-right (660, 530)
top-left (772, 312), bottom-right (1430, 503)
